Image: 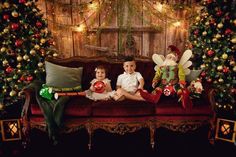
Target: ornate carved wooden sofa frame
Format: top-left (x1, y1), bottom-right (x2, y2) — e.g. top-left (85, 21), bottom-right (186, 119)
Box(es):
top-left (21, 56), bottom-right (215, 149)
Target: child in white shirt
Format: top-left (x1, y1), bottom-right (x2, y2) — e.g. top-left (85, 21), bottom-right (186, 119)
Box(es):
top-left (113, 56), bottom-right (145, 101)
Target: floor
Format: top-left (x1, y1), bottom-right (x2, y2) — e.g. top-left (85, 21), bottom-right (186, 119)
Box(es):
top-left (1, 125), bottom-right (236, 157)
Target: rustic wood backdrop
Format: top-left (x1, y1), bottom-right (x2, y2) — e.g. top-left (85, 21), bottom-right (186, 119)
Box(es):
top-left (37, 0), bottom-right (200, 58)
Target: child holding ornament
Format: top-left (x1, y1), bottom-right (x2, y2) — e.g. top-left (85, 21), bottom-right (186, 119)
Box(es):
top-left (85, 65), bottom-right (115, 101)
top-left (112, 56), bottom-right (145, 101)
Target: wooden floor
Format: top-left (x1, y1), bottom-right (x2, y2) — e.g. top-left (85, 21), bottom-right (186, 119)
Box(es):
top-left (1, 125), bottom-right (236, 157)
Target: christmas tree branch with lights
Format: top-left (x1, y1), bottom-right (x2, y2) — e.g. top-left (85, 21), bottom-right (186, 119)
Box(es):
top-left (189, 0), bottom-right (236, 116)
top-left (0, 0), bottom-right (57, 116)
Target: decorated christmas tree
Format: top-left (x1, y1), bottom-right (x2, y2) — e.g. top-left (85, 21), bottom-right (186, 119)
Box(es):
top-left (189, 0), bottom-right (236, 116)
top-left (0, 0), bottom-right (57, 116)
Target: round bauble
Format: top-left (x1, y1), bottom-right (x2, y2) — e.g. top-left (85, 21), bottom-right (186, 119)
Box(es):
top-left (10, 90), bottom-right (17, 97)
top-left (221, 53), bottom-right (228, 59)
top-left (11, 11), bottom-right (19, 17)
top-left (217, 23), bottom-right (223, 28)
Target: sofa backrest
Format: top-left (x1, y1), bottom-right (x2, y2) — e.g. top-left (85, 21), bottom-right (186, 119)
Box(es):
top-left (46, 56), bottom-right (156, 91)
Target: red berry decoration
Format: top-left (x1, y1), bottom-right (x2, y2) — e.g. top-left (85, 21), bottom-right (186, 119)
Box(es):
top-left (93, 81), bottom-right (105, 93)
top-left (26, 75), bottom-right (33, 81)
top-left (225, 29), bottom-right (232, 35)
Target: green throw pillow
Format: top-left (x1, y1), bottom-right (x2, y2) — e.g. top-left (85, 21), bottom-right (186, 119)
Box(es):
top-left (45, 61), bottom-right (83, 88)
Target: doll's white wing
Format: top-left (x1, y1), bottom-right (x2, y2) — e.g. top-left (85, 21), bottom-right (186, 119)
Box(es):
top-left (179, 50), bottom-right (192, 66)
top-left (179, 49), bottom-right (192, 75)
top-left (152, 54), bottom-right (164, 67)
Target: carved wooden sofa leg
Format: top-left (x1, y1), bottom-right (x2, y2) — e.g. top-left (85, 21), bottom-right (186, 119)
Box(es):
top-left (149, 122), bottom-right (155, 149)
top-left (86, 122), bottom-right (94, 150)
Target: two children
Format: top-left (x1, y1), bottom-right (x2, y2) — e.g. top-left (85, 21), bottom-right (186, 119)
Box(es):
top-left (85, 56), bottom-right (145, 101)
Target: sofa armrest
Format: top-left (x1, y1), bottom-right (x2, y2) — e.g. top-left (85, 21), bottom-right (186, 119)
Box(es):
top-left (21, 88), bottom-right (34, 119)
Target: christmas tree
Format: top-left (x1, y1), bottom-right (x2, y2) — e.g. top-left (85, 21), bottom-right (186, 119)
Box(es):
top-left (0, 0), bottom-right (57, 115)
top-left (189, 0), bottom-right (236, 116)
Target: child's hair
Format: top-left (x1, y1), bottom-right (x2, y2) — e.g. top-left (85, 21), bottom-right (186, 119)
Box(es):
top-left (124, 55), bottom-right (135, 62)
top-left (94, 65), bottom-right (107, 75)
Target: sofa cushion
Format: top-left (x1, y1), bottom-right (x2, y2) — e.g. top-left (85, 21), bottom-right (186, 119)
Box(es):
top-left (155, 95), bottom-right (213, 115)
top-left (45, 61), bottom-right (83, 88)
top-left (92, 100), bottom-right (155, 117)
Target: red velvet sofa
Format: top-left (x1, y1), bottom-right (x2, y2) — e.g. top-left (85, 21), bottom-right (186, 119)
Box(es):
top-left (21, 56), bottom-right (215, 148)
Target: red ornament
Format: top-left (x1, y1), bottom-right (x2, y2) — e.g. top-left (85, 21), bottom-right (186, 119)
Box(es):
top-left (223, 67), bottom-right (229, 73)
top-left (207, 50), bottom-right (214, 56)
top-left (26, 76), bottom-right (33, 81)
top-left (201, 71), bottom-right (206, 77)
top-left (6, 66), bottom-right (14, 73)
top-left (20, 76), bottom-right (25, 81)
top-left (34, 33), bottom-right (40, 38)
top-left (216, 10), bottom-right (223, 16)
top-left (207, 0), bottom-right (212, 3)
top-left (11, 23), bottom-right (19, 30)
top-left (19, 0), bottom-right (26, 3)
top-left (15, 39), bottom-right (23, 47)
top-left (36, 21), bottom-right (42, 28)
top-left (225, 29), bottom-right (232, 35)
top-left (93, 81), bottom-right (106, 93)
top-left (3, 14), bottom-right (9, 20)
top-left (194, 30), bottom-right (199, 35)
top-left (210, 19), bottom-right (215, 25)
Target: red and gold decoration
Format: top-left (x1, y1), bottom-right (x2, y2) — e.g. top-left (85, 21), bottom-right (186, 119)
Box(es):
top-left (189, 0), bottom-right (236, 114)
top-left (215, 118), bottom-right (236, 144)
top-left (0, 0), bottom-right (57, 113)
top-left (0, 119), bottom-right (21, 141)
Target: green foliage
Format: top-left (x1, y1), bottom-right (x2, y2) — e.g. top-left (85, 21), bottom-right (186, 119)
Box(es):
top-left (0, 0), bottom-right (57, 114)
top-left (189, 0), bottom-right (236, 115)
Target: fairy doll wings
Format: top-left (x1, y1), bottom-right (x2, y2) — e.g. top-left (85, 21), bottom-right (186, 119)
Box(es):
top-left (152, 49), bottom-right (193, 75)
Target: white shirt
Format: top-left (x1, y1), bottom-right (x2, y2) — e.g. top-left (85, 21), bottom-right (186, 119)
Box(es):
top-left (116, 72), bottom-right (143, 93)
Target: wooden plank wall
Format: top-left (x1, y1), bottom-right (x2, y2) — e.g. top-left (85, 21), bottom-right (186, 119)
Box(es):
top-left (37, 0), bottom-right (200, 59)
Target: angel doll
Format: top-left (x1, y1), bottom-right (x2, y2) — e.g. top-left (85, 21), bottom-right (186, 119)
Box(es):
top-left (140, 45), bottom-right (193, 109)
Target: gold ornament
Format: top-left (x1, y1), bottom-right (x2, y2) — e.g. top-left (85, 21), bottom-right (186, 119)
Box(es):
top-left (215, 34), bottom-right (221, 39)
top-left (2, 59), bottom-right (9, 66)
top-left (218, 78), bottom-right (224, 83)
top-left (1, 47), bottom-right (6, 52)
top-left (38, 62), bottom-right (43, 68)
top-left (230, 61), bottom-right (235, 66)
top-left (233, 66), bottom-right (236, 72)
top-left (17, 63), bottom-right (21, 68)
top-left (11, 11), bottom-right (19, 17)
top-left (3, 28), bottom-right (9, 33)
top-left (7, 77), bottom-right (13, 82)
top-left (23, 54), bottom-right (29, 60)
top-left (217, 65), bottom-right (223, 71)
top-left (30, 49), bottom-right (36, 55)
top-left (233, 19), bottom-right (236, 26)
top-left (0, 103), bottom-right (5, 110)
top-left (213, 57), bottom-right (219, 61)
top-left (40, 39), bottom-right (46, 43)
top-left (195, 16), bottom-right (200, 21)
top-left (3, 2), bottom-right (10, 8)
top-left (217, 23), bottom-right (223, 28)
top-left (205, 22), bottom-right (209, 25)
top-left (9, 90), bottom-right (17, 97)
top-left (202, 31), bottom-right (207, 36)
top-left (221, 53), bottom-right (228, 59)
top-left (212, 38), bottom-right (217, 43)
top-left (34, 45), bottom-right (40, 50)
top-left (231, 38), bottom-right (236, 43)
top-left (17, 55), bottom-right (23, 61)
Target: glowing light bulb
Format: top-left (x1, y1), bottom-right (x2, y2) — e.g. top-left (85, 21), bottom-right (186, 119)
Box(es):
top-left (173, 21), bottom-right (181, 27)
top-left (75, 23), bottom-right (86, 32)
